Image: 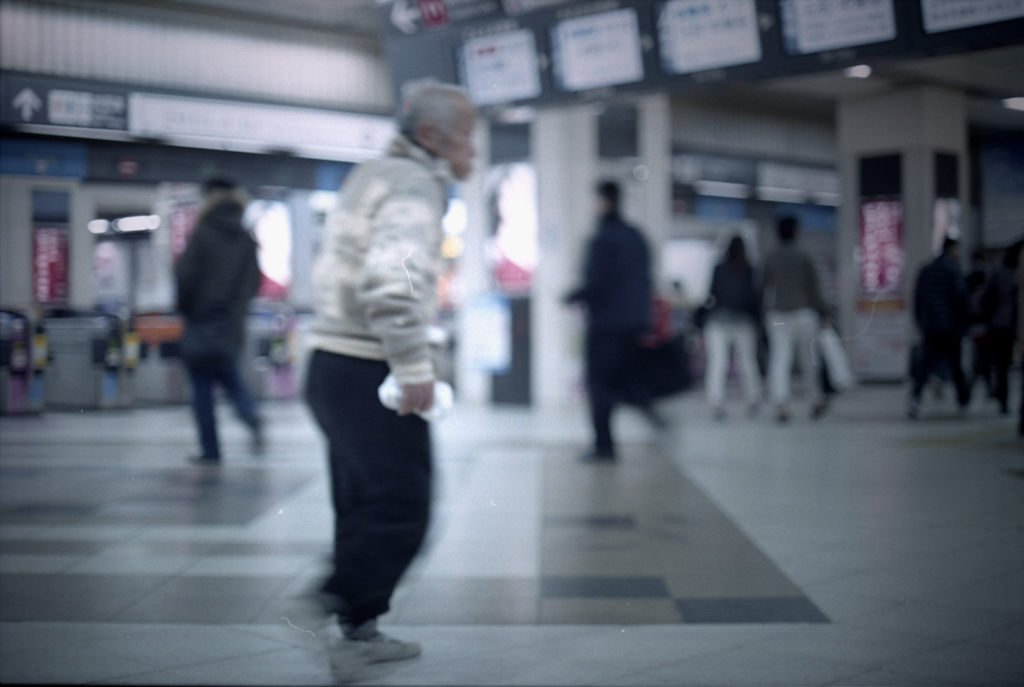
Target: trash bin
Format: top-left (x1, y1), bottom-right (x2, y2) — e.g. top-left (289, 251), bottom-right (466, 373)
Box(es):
top-left (44, 311), bottom-right (129, 409)
top-left (132, 313), bottom-right (188, 404)
top-left (1, 310), bottom-right (43, 414)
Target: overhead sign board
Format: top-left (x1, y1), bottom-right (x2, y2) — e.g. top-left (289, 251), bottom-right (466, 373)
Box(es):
top-left (778, 0), bottom-right (897, 56)
top-left (551, 7), bottom-right (645, 91)
top-left (920, 0), bottom-right (1024, 34)
top-left (657, 0), bottom-right (762, 75)
top-left (376, 0), bottom-right (1024, 112)
top-left (460, 27), bottom-right (543, 105)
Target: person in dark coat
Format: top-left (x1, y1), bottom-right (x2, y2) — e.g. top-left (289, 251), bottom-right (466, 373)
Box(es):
top-left (909, 236), bottom-right (971, 418)
top-left (704, 235), bottom-right (762, 419)
top-left (566, 181), bottom-right (658, 461)
top-left (980, 241), bottom-right (1021, 415)
top-left (175, 178), bottom-right (263, 462)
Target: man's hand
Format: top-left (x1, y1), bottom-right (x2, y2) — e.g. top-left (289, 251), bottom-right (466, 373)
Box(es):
top-left (398, 382), bottom-right (434, 416)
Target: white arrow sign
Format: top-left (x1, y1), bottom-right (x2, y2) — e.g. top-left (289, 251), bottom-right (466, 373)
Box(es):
top-left (391, 0), bottom-right (419, 34)
top-left (13, 88), bottom-right (42, 121)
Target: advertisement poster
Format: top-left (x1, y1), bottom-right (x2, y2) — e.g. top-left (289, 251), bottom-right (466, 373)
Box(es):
top-left (32, 226), bottom-right (69, 305)
top-left (854, 198), bottom-right (908, 380)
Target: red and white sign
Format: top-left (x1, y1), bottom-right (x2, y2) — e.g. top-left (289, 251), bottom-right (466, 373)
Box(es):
top-left (859, 198), bottom-right (904, 296)
top-left (170, 202), bottom-right (199, 260)
top-left (416, 0), bottom-right (450, 28)
top-left (33, 226), bottom-right (69, 304)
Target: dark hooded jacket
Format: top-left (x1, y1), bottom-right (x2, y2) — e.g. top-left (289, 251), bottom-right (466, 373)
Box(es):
top-left (913, 251), bottom-right (969, 336)
top-left (175, 188), bottom-right (260, 362)
top-left (567, 212), bottom-right (652, 332)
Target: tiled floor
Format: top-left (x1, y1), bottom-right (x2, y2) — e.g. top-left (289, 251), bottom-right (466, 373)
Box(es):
top-left (1, 378), bottom-right (1022, 685)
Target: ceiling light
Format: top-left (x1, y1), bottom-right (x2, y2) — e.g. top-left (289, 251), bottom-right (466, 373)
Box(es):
top-left (1002, 97), bottom-right (1024, 112)
top-left (88, 219), bottom-right (110, 234)
top-left (844, 65), bottom-right (872, 79)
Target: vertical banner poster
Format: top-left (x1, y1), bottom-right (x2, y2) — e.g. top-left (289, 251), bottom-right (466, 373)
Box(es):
top-left (853, 198), bottom-right (908, 380)
top-left (169, 202), bottom-right (199, 261)
top-left (32, 226), bottom-right (70, 305)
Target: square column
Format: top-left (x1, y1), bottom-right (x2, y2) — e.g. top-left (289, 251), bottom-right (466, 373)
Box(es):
top-left (531, 104), bottom-right (599, 408)
top-left (837, 86), bottom-right (967, 380)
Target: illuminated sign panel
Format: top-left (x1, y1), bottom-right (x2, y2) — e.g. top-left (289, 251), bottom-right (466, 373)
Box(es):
top-left (551, 8), bottom-right (645, 91)
top-left (778, 0), bottom-right (897, 55)
top-left (460, 28), bottom-right (543, 106)
top-left (920, 0), bottom-right (1024, 33)
top-left (657, 0), bottom-right (761, 75)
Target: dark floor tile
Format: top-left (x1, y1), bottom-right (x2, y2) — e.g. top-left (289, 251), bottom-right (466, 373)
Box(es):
top-left (0, 574), bottom-right (172, 622)
top-left (541, 575), bottom-right (670, 599)
top-left (676, 596), bottom-right (830, 624)
top-left (0, 540), bottom-right (106, 555)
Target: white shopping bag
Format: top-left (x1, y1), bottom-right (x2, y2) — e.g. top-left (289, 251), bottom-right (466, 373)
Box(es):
top-left (817, 327), bottom-right (855, 391)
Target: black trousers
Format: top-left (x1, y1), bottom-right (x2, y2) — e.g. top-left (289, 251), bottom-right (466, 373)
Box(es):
top-left (911, 331), bottom-right (970, 407)
top-left (304, 350), bottom-right (432, 626)
top-left (989, 328), bottom-right (1015, 412)
top-left (586, 329), bottom-right (651, 455)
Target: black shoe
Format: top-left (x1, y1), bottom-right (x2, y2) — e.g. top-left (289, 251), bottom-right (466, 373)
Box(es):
top-left (189, 454), bottom-right (221, 465)
top-left (581, 449), bottom-right (616, 463)
top-left (811, 401), bottom-right (828, 419)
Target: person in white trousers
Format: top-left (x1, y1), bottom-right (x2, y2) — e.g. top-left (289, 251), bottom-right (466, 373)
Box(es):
top-left (704, 236), bottom-right (762, 419)
top-left (762, 216), bottom-right (830, 422)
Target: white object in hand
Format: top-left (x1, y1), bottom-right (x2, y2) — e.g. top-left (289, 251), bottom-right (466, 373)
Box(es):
top-left (377, 374), bottom-right (454, 421)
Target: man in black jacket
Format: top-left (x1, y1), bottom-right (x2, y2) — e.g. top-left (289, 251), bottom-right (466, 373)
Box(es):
top-left (909, 236), bottom-right (971, 418)
top-left (566, 181), bottom-right (658, 460)
top-left (176, 178), bottom-right (263, 462)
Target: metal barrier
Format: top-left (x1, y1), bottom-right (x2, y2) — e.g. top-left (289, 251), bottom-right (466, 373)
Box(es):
top-left (43, 311), bottom-right (132, 409)
top-left (1, 310), bottom-right (45, 414)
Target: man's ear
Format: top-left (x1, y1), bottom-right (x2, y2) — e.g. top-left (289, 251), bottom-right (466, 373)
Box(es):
top-left (413, 121), bottom-right (443, 156)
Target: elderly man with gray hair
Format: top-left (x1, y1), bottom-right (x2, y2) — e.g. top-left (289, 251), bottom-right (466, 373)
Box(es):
top-left (302, 82), bottom-right (476, 670)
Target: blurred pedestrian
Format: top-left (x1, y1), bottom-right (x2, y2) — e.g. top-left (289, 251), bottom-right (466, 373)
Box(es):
top-left (981, 241), bottom-right (1021, 415)
top-left (175, 178), bottom-right (263, 463)
top-left (762, 216), bottom-right (830, 422)
top-left (566, 181), bottom-right (661, 461)
top-left (704, 235), bottom-right (762, 420)
top-left (302, 83), bottom-right (477, 667)
top-left (966, 250), bottom-right (993, 399)
top-left (1017, 248), bottom-right (1024, 436)
top-left (908, 236), bottom-right (971, 418)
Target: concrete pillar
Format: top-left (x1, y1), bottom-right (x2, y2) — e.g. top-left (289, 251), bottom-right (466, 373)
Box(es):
top-left (637, 93), bottom-right (673, 289)
top-left (531, 104), bottom-right (598, 408)
top-left (837, 85), bottom-right (967, 380)
top-left (454, 117), bottom-right (492, 405)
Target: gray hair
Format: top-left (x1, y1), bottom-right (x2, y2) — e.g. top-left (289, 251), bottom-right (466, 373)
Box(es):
top-left (399, 82), bottom-right (472, 138)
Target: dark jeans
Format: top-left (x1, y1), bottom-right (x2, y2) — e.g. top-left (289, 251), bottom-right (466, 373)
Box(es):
top-left (911, 331), bottom-right (970, 407)
top-left (304, 350), bottom-right (432, 627)
top-left (186, 354), bottom-right (258, 459)
top-left (989, 328), bottom-right (1015, 412)
top-left (586, 329), bottom-right (652, 455)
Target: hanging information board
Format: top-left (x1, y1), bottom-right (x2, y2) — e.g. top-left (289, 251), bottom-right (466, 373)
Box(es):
top-left (778, 0), bottom-right (897, 55)
top-left (460, 28), bottom-right (543, 106)
top-left (920, 0), bottom-right (1024, 34)
top-left (550, 7), bottom-right (645, 91)
top-left (657, 0), bottom-right (761, 75)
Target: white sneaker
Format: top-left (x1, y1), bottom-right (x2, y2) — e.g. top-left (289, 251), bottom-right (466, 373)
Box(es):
top-left (345, 631), bottom-right (422, 663)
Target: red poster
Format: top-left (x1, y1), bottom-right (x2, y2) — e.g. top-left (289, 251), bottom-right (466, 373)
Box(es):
top-left (33, 226), bottom-right (69, 305)
top-left (416, 0), bottom-right (450, 28)
top-left (859, 199), bottom-right (904, 296)
top-left (170, 202), bottom-right (199, 260)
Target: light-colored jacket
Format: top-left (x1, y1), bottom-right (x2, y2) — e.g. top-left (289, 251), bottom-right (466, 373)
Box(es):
top-left (308, 135), bottom-right (451, 385)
